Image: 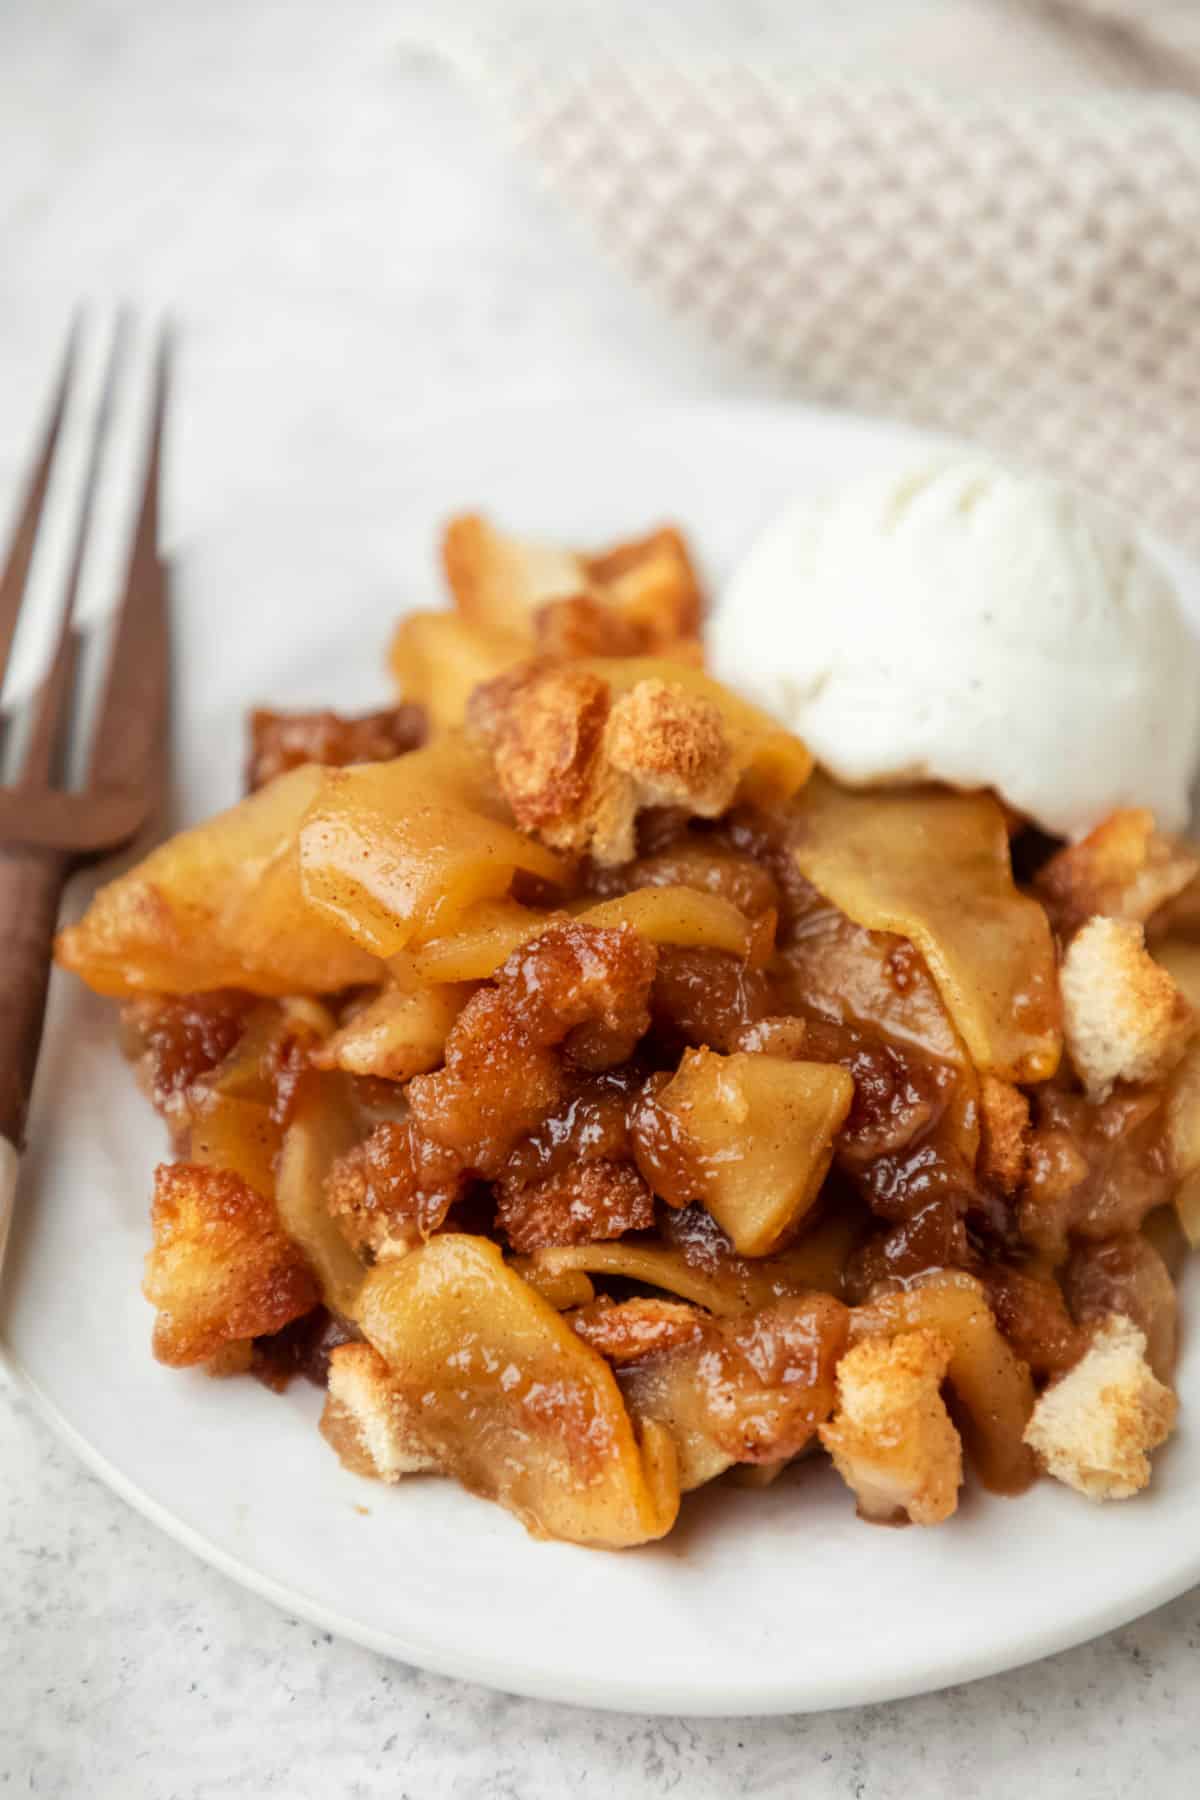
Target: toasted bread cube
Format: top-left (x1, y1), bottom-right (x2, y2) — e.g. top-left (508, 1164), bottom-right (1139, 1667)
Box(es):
top-left (1023, 1315), bottom-right (1177, 1501)
top-left (144, 1163), bottom-right (319, 1367)
top-left (820, 1330), bottom-right (962, 1525)
top-left (1061, 917), bottom-right (1193, 1100)
top-left (320, 1343), bottom-right (438, 1481)
top-left (1035, 809), bottom-right (1199, 938)
top-left (442, 513), bottom-right (703, 653)
top-left (584, 525), bottom-right (703, 646)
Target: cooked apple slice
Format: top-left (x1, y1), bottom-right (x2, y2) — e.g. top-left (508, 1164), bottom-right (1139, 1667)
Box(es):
top-left (1155, 936), bottom-right (1200, 1013)
top-left (352, 1235), bottom-right (679, 1547)
top-left (312, 983), bottom-right (471, 1082)
top-left (56, 765), bottom-right (382, 997)
top-left (790, 775), bottom-right (1061, 1083)
top-left (188, 1090), bottom-right (281, 1199)
top-left (634, 1048), bottom-right (853, 1256)
top-left (513, 1209), bottom-right (860, 1316)
top-left (298, 735), bottom-right (567, 958)
top-left (389, 610), bottom-right (527, 731)
top-left (275, 1073), bottom-right (367, 1317)
top-left (392, 884), bottom-right (757, 986)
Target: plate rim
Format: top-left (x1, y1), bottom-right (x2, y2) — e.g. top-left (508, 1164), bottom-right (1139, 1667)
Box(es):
top-left (5, 395), bottom-right (1199, 1716)
top-left (6, 1335), bottom-right (1199, 1716)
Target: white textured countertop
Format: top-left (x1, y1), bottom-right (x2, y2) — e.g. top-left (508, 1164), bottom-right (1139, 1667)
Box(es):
top-left (1, 4), bottom-right (1198, 1793)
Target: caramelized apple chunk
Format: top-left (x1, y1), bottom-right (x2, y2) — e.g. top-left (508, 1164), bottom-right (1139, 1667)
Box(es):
top-left (980, 1263), bottom-right (1084, 1381)
top-left (311, 983), bottom-right (471, 1083)
top-left (569, 1296), bottom-right (706, 1366)
top-left (1019, 1085), bottom-right (1176, 1258)
top-left (389, 610), bottom-right (528, 732)
top-left (144, 1163), bottom-right (319, 1367)
top-left (352, 1235), bottom-right (679, 1546)
top-left (275, 1074), bottom-right (367, 1315)
top-left (391, 885), bottom-right (756, 988)
top-left (120, 990), bottom-right (256, 1121)
top-left (632, 1048), bottom-right (854, 1256)
top-left (619, 1293), bottom-right (849, 1490)
top-left (592, 836), bottom-right (780, 920)
top-left (1062, 1235), bottom-right (1178, 1383)
top-left (515, 1208), bottom-right (860, 1318)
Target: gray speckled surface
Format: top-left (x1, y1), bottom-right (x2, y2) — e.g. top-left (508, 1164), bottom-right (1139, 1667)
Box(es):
top-left (1, 4), bottom-right (1198, 1792)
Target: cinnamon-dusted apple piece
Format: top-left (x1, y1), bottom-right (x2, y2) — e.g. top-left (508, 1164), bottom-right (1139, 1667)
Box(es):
top-left (391, 884), bottom-right (757, 988)
top-left (790, 775), bottom-right (1061, 1084)
top-left (56, 765), bottom-right (382, 997)
top-left (297, 734), bottom-right (567, 958)
top-left (631, 1047), bottom-right (854, 1257)
top-left (312, 983), bottom-right (471, 1083)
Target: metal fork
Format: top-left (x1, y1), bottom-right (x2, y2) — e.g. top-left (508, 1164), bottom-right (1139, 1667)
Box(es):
top-left (0, 323), bottom-right (171, 1248)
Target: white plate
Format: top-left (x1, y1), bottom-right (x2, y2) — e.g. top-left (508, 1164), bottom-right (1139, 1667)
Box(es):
top-left (3, 403), bottom-right (1198, 1717)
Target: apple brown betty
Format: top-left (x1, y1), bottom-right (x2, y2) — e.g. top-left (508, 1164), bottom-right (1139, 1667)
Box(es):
top-left (56, 512), bottom-right (1198, 1547)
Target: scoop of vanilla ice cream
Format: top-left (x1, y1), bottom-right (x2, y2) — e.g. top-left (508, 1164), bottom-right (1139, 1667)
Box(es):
top-left (713, 455), bottom-right (1200, 839)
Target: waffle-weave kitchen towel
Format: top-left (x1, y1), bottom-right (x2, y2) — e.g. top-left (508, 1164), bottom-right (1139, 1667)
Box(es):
top-left (433, 1), bottom-right (1200, 548)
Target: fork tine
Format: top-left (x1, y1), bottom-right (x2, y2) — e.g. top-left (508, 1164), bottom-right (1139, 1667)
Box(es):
top-left (0, 320), bottom-right (79, 697)
top-left (86, 325), bottom-right (171, 807)
top-left (21, 316), bottom-right (130, 789)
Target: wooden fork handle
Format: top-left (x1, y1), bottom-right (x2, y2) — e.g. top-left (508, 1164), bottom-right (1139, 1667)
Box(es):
top-left (0, 845), bottom-right (70, 1152)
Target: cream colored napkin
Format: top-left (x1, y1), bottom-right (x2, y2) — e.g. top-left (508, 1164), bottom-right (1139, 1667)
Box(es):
top-left (438, 1), bottom-right (1200, 549)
